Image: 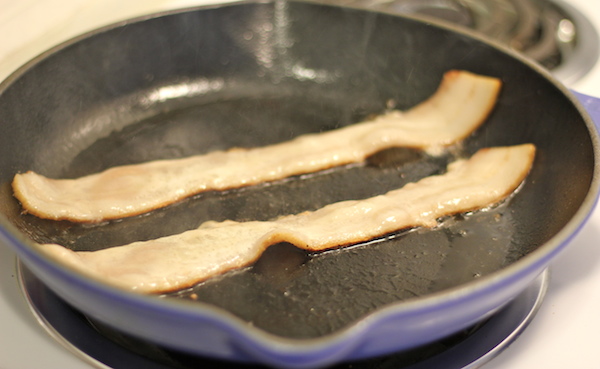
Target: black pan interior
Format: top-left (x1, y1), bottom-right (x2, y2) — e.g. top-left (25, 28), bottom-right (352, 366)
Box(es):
top-left (0, 1), bottom-right (594, 338)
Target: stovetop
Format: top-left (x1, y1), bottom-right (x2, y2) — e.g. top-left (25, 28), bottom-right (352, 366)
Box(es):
top-left (16, 262), bottom-right (550, 369)
top-left (1, 1), bottom-right (600, 368)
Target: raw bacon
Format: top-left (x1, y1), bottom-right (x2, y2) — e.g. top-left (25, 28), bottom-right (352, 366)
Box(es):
top-left (13, 70), bottom-right (501, 222)
top-left (37, 144), bottom-right (535, 293)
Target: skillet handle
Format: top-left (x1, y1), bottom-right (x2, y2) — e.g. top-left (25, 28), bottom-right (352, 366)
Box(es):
top-left (572, 90), bottom-right (600, 131)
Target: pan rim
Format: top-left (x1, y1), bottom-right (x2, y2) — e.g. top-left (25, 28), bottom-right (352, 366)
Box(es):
top-left (0, 0), bottom-right (599, 364)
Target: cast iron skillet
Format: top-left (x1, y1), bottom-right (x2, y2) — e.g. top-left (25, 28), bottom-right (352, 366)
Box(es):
top-left (0, 1), bottom-right (598, 367)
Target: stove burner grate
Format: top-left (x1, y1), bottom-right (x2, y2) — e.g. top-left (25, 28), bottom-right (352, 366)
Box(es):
top-left (322, 0), bottom-right (600, 84)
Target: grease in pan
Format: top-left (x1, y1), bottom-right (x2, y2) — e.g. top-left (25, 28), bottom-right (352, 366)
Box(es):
top-left (38, 144), bottom-right (535, 293)
top-left (13, 70), bottom-right (501, 222)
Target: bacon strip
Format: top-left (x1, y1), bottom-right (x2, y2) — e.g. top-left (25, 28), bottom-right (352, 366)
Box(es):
top-left (13, 70), bottom-right (501, 222)
top-left (37, 144), bottom-right (535, 293)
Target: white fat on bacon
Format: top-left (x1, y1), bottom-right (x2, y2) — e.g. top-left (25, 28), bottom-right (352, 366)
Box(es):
top-left (37, 144), bottom-right (535, 294)
top-left (13, 70), bottom-right (501, 222)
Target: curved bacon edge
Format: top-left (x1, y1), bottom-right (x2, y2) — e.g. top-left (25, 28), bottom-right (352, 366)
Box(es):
top-left (13, 70), bottom-right (501, 223)
top-left (36, 144), bottom-right (535, 294)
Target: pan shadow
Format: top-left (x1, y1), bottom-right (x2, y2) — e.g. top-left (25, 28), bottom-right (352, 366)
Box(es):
top-left (547, 210), bottom-right (600, 291)
top-left (0, 243), bottom-right (44, 330)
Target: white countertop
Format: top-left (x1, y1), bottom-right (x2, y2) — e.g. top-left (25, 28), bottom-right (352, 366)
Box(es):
top-left (1, 1), bottom-right (600, 368)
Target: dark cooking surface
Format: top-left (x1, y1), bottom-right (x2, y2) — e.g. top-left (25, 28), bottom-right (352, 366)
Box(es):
top-left (0, 0), bottom-right (595, 343)
top-left (8, 96), bottom-right (521, 338)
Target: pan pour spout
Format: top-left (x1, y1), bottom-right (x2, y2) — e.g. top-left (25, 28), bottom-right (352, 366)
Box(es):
top-left (12, 70), bottom-right (501, 222)
top-left (37, 144), bottom-right (536, 294)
